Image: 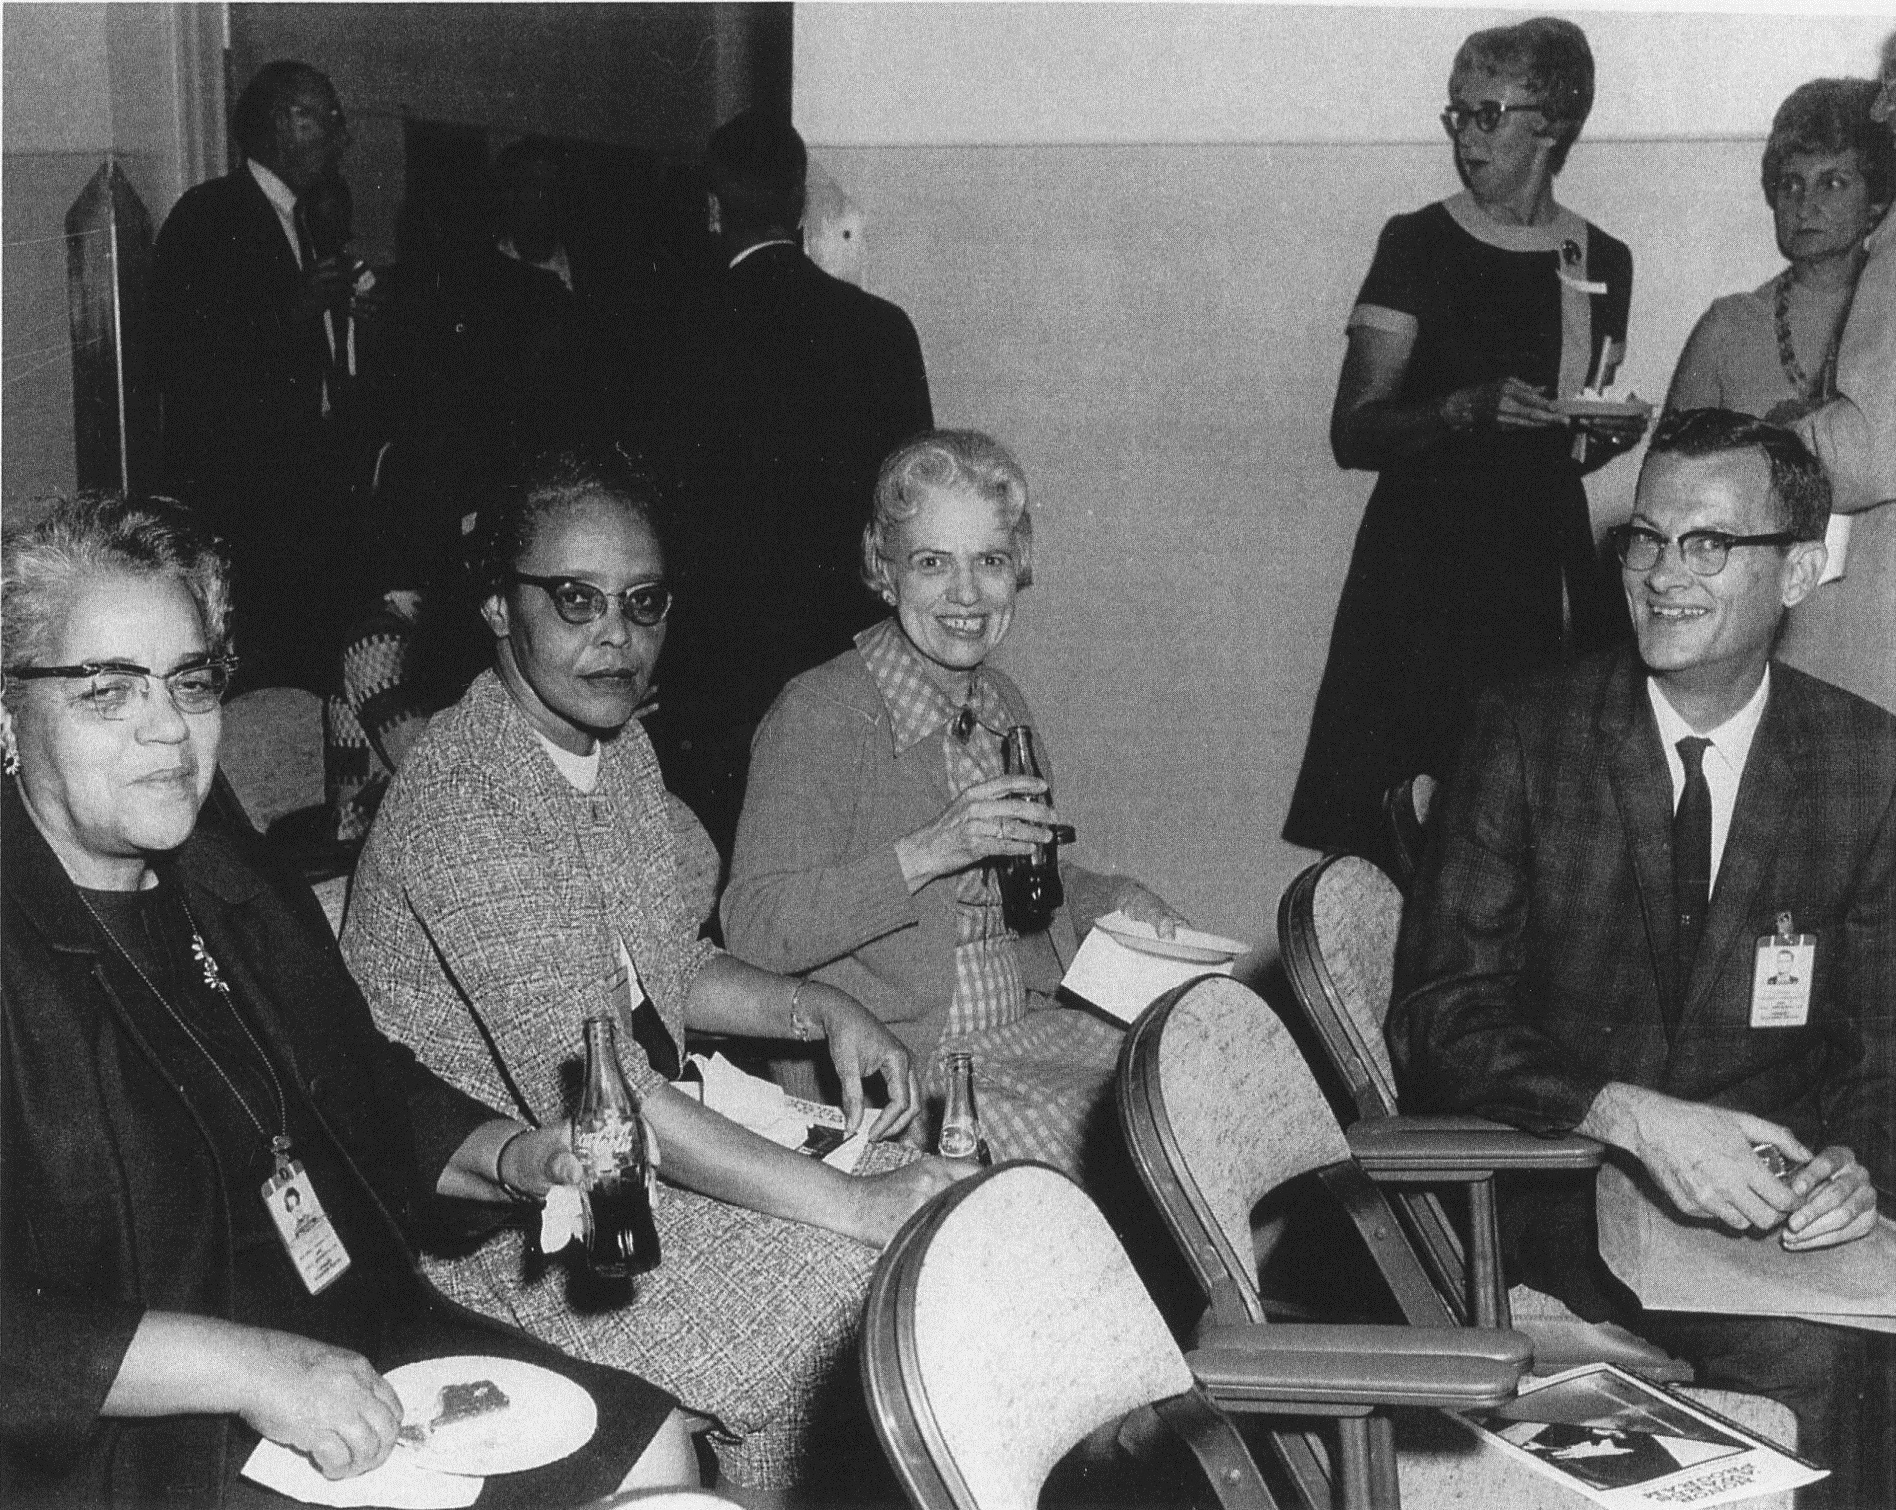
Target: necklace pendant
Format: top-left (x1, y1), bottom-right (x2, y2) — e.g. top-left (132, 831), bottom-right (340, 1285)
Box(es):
top-left (953, 705), bottom-right (976, 743)
top-left (190, 931), bottom-right (228, 997)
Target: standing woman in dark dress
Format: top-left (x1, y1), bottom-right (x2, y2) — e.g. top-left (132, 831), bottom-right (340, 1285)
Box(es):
top-left (1284, 17), bottom-right (1648, 857)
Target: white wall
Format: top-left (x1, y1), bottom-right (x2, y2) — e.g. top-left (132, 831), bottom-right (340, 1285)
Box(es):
top-left (794, 5), bottom-right (1891, 944)
top-left (2, 1), bottom-right (222, 523)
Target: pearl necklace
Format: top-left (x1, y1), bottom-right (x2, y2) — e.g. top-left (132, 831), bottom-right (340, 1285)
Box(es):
top-left (1773, 269), bottom-right (1844, 404)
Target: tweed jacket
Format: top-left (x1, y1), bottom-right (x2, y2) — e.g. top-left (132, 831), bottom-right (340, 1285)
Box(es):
top-left (0, 784), bottom-right (497, 1506)
top-left (722, 640), bottom-right (1122, 1063)
top-left (1389, 649), bottom-right (1896, 1200)
top-left (344, 670), bottom-right (718, 1116)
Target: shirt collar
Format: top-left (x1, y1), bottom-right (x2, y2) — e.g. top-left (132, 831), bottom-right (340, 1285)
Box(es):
top-left (247, 158), bottom-right (299, 220)
top-left (857, 618), bottom-right (1011, 757)
top-left (728, 238), bottom-right (798, 270)
top-left (1647, 666), bottom-right (1772, 777)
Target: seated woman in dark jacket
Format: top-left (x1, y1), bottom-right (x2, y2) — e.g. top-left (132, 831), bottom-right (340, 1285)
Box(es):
top-left (0, 495), bottom-right (692, 1506)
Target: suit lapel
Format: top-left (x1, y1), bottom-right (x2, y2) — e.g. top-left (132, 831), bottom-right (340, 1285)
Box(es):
top-left (1684, 674), bottom-right (1803, 1020)
top-left (1602, 656), bottom-right (1685, 1025)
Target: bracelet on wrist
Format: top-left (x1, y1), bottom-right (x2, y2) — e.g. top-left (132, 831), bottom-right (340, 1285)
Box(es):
top-left (788, 980), bottom-right (819, 1041)
top-left (493, 1126), bottom-right (538, 1204)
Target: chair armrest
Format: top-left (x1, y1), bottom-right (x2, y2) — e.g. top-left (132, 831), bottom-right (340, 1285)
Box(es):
top-left (1188, 1335), bottom-right (1524, 1411)
top-left (1348, 1115), bottom-right (1602, 1174)
top-left (1195, 1320), bottom-right (1533, 1373)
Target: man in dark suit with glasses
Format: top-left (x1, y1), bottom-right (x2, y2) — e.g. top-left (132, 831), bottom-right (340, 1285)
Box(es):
top-left (1390, 409), bottom-right (1894, 1507)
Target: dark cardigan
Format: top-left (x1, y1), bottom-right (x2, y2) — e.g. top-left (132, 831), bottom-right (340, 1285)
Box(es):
top-left (0, 783), bottom-right (504, 1506)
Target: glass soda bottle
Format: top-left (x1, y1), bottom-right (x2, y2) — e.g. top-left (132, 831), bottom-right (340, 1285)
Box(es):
top-left (938, 1051), bottom-right (988, 1164)
top-left (573, 1013), bottom-right (661, 1280)
top-left (998, 725), bottom-right (1063, 935)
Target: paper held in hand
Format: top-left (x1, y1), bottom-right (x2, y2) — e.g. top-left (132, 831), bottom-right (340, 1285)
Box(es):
top-left (1596, 1161), bottom-right (1896, 1334)
top-left (1059, 912), bottom-right (1250, 1024)
top-left (675, 1051), bottom-right (868, 1172)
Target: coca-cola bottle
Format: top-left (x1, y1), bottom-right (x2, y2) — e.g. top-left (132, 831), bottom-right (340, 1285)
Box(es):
top-left (573, 1014), bottom-right (661, 1281)
top-left (998, 725), bottom-right (1063, 934)
top-left (938, 1052), bottom-right (989, 1165)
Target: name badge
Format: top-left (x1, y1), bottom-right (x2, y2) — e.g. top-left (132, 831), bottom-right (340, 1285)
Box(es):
top-left (1750, 914), bottom-right (1815, 1029)
top-left (263, 1160), bottom-right (352, 1295)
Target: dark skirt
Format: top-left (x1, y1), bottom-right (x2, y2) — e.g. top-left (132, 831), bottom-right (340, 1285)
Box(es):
top-left (1284, 452), bottom-right (1628, 857)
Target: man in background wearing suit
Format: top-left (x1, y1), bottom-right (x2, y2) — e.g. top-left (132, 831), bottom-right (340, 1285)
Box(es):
top-left (651, 109), bottom-right (934, 863)
top-left (151, 60), bottom-right (367, 692)
top-left (1390, 410), bottom-right (1894, 1506)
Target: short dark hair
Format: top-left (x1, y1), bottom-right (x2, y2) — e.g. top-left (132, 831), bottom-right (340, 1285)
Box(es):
top-left (472, 449), bottom-right (663, 597)
top-left (1644, 409), bottom-right (1831, 541)
top-left (1761, 78), bottom-right (1895, 210)
top-left (2, 495), bottom-right (232, 707)
top-left (231, 60), bottom-right (329, 158)
top-left (1454, 17), bottom-right (1595, 174)
top-left (705, 109), bottom-right (807, 235)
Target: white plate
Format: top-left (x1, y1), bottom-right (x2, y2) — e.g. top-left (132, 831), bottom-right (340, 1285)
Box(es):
top-left (389, 1356), bottom-right (597, 1477)
top-left (1095, 917), bottom-right (1244, 964)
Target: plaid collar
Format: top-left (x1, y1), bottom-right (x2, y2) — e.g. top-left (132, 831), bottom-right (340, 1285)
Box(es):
top-left (856, 618), bottom-right (1013, 757)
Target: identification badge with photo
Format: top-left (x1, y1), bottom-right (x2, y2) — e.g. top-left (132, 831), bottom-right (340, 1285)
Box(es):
top-left (262, 1161), bottom-right (352, 1295)
top-left (1750, 927), bottom-right (1815, 1029)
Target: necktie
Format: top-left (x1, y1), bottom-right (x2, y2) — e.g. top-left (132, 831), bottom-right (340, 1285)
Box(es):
top-left (1672, 736), bottom-right (1714, 991)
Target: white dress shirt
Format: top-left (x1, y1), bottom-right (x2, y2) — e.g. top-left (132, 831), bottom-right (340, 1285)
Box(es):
top-left (249, 157), bottom-right (353, 398)
top-left (1647, 669), bottom-right (1772, 890)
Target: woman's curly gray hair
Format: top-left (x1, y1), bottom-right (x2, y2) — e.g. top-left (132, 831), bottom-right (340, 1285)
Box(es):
top-left (1761, 78), bottom-right (1895, 210)
top-left (1453, 17), bottom-right (1595, 175)
top-left (860, 430), bottom-right (1034, 597)
top-left (2, 494), bottom-right (231, 710)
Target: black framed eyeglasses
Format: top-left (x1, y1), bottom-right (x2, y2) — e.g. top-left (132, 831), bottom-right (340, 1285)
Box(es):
top-left (5, 657), bottom-right (236, 719)
top-left (1607, 524), bottom-right (1801, 577)
top-left (510, 573), bottom-right (672, 627)
top-left (1440, 100), bottom-right (1544, 135)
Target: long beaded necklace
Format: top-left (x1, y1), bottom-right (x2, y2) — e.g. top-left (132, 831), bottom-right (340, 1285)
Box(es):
top-left (1773, 269), bottom-right (1844, 404)
top-left (78, 890), bottom-right (295, 1178)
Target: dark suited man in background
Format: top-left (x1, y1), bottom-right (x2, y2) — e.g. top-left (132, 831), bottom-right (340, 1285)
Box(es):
top-left (651, 109), bottom-right (934, 865)
top-left (1391, 410), bottom-right (1894, 1506)
top-left (151, 60), bottom-right (372, 692)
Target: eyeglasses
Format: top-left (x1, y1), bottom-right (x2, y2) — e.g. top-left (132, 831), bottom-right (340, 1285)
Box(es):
top-left (510, 573), bottom-right (672, 627)
top-left (1607, 524), bottom-right (1801, 577)
top-left (5, 658), bottom-right (236, 719)
top-left (1440, 100), bottom-right (1545, 135)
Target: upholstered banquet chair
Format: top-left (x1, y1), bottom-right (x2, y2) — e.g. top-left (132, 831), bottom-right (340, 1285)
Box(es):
top-left (1117, 976), bottom-right (1539, 1508)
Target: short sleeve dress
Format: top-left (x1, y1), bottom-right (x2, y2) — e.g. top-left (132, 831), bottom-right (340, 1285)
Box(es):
top-left (1284, 192), bottom-right (1634, 857)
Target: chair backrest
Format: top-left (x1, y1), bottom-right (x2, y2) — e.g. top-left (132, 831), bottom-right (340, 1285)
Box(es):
top-left (861, 1163), bottom-right (1202, 1510)
top-left (1277, 855), bottom-right (1404, 1122)
top-left (220, 686), bottom-right (325, 831)
top-left (1119, 976), bottom-right (1357, 1326)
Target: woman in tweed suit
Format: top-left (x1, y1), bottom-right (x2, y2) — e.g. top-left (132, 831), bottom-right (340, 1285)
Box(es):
top-left (723, 431), bottom-right (1185, 1183)
top-left (342, 451), bottom-right (965, 1489)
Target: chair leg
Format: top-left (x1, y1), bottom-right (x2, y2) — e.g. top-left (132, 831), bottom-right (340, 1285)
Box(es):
top-left (1268, 1427), bottom-right (1338, 1510)
top-left (1367, 1415), bottom-right (1400, 1509)
top-left (1466, 1177), bottom-right (1511, 1330)
top-left (1335, 1418), bottom-right (1373, 1510)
